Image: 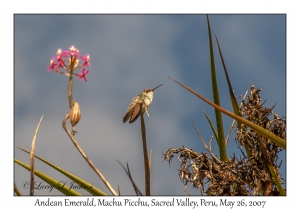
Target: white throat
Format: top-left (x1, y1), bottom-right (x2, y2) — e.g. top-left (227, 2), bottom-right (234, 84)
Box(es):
top-left (143, 92), bottom-right (153, 106)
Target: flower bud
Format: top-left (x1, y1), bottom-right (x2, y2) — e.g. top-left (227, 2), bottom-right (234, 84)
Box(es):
top-left (69, 102), bottom-right (81, 127)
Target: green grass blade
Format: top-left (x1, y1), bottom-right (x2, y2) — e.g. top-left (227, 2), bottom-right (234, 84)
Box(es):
top-left (14, 159), bottom-right (81, 195)
top-left (14, 183), bottom-right (22, 196)
top-left (206, 15), bottom-right (227, 161)
top-left (268, 164), bottom-right (285, 195)
top-left (17, 147), bottom-right (107, 196)
top-left (215, 35), bottom-right (252, 157)
top-left (215, 36), bottom-right (241, 121)
top-left (202, 109), bottom-right (219, 144)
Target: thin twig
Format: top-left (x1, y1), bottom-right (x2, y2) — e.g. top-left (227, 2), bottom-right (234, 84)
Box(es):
top-left (183, 188), bottom-right (192, 196)
top-left (192, 122), bottom-right (220, 163)
top-left (53, 69), bottom-right (70, 77)
top-left (192, 122), bottom-right (238, 176)
top-left (225, 90), bottom-right (248, 146)
top-left (62, 114), bottom-right (117, 196)
top-left (30, 115), bottom-right (44, 196)
top-left (118, 185), bottom-right (121, 196)
top-left (117, 160), bottom-right (143, 196)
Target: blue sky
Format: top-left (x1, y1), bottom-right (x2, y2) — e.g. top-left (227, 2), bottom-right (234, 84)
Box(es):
top-left (14, 15), bottom-right (285, 195)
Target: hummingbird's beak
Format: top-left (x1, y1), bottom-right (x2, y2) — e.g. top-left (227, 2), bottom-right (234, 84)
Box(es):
top-left (152, 84), bottom-right (163, 91)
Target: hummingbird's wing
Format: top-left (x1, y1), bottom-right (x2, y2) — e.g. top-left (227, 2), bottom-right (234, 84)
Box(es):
top-left (123, 96), bottom-right (141, 123)
top-left (123, 110), bottom-right (132, 123)
top-left (123, 105), bottom-right (135, 123)
top-left (129, 101), bottom-right (142, 123)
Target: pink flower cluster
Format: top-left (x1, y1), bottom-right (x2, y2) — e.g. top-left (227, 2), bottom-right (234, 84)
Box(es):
top-left (47, 45), bottom-right (90, 82)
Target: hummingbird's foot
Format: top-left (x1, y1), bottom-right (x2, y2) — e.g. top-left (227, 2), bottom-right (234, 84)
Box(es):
top-left (146, 110), bottom-right (149, 116)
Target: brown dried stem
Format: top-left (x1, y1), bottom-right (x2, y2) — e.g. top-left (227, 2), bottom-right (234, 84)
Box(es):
top-left (29, 115), bottom-right (44, 196)
top-left (62, 114), bottom-right (117, 196)
top-left (140, 104), bottom-right (151, 195)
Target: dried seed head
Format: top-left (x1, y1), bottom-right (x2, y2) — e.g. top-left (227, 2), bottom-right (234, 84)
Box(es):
top-left (69, 101), bottom-right (81, 127)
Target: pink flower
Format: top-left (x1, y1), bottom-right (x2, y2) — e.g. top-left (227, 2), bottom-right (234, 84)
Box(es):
top-left (57, 57), bottom-right (66, 69)
top-left (80, 54), bottom-right (91, 67)
top-left (68, 45), bottom-right (80, 58)
top-left (77, 68), bottom-right (89, 82)
top-left (56, 48), bottom-right (70, 58)
top-left (47, 60), bottom-right (57, 71)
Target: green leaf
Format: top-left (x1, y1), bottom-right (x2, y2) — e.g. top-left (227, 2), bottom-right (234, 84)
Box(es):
top-left (214, 35), bottom-right (252, 157)
top-left (14, 158), bottom-right (81, 196)
top-left (17, 147), bottom-right (107, 196)
top-left (202, 109), bottom-right (219, 144)
top-left (14, 183), bottom-right (22, 196)
top-left (206, 15), bottom-right (227, 160)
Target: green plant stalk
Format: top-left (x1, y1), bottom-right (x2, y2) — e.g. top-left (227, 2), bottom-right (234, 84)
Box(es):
top-left (168, 77), bottom-right (286, 149)
top-left (14, 159), bottom-right (81, 195)
top-left (206, 15), bottom-right (227, 161)
top-left (140, 105), bottom-right (151, 196)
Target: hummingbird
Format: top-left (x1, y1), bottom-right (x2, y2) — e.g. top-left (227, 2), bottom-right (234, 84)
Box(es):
top-left (123, 84), bottom-right (163, 123)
